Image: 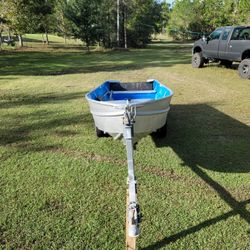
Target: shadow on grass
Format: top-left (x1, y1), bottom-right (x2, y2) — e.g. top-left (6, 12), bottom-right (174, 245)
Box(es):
top-left (142, 200), bottom-right (249, 250)
top-left (144, 104), bottom-right (250, 249)
top-left (0, 42), bottom-right (192, 76)
top-left (0, 91), bottom-right (92, 149)
top-left (0, 91), bottom-right (86, 109)
top-left (150, 40), bottom-right (194, 45)
top-left (0, 112), bottom-right (91, 146)
top-left (155, 104), bottom-right (250, 173)
top-left (0, 77), bottom-right (19, 80)
top-left (205, 63), bottom-right (240, 71)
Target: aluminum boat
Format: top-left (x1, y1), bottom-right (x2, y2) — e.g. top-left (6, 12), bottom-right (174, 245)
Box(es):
top-left (85, 79), bottom-right (173, 140)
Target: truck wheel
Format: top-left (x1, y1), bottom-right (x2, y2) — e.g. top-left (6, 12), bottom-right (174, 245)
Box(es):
top-left (238, 59), bottom-right (250, 79)
top-left (220, 60), bottom-right (233, 68)
top-left (192, 52), bottom-right (205, 68)
top-left (95, 126), bottom-right (105, 137)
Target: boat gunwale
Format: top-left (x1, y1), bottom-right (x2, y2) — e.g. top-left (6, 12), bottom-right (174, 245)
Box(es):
top-left (85, 79), bottom-right (174, 108)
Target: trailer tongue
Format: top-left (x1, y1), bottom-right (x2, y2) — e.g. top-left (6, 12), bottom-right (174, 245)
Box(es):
top-left (123, 103), bottom-right (141, 240)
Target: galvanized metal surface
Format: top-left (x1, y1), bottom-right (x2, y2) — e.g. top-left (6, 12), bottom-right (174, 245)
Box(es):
top-left (86, 80), bottom-right (173, 140)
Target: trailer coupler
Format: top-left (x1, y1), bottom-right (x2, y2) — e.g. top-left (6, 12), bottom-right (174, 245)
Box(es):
top-left (128, 201), bottom-right (141, 237)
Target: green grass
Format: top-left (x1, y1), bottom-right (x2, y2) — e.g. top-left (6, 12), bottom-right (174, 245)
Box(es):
top-left (0, 37), bottom-right (250, 249)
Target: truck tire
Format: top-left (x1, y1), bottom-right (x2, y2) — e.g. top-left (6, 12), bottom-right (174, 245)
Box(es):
top-left (238, 59), bottom-right (250, 79)
top-left (192, 52), bottom-right (205, 68)
top-left (220, 60), bottom-right (233, 68)
top-left (95, 126), bottom-right (105, 137)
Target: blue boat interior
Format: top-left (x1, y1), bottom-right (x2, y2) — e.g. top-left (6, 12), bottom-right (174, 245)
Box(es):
top-left (88, 80), bottom-right (172, 101)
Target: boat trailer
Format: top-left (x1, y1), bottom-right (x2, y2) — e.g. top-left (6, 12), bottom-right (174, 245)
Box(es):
top-left (85, 80), bottom-right (173, 249)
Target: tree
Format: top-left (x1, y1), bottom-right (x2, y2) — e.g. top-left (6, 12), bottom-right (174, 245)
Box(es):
top-left (0, 0), bottom-right (33, 47)
top-left (168, 0), bottom-right (250, 41)
top-left (65, 0), bottom-right (99, 51)
top-left (238, 0), bottom-right (250, 24)
top-left (151, 1), bottom-right (170, 34)
top-left (0, 4), bottom-right (6, 49)
top-left (125, 0), bottom-right (163, 47)
top-left (0, 16), bottom-right (5, 49)
top-left (30, 0), bottom-right (56, 45)
top-left (54, 0), bottom-right (73, 43)
top-left (168, 0), bottom-right (200, 40)
top-left (96, 0), bottom-right (117, 48)
top-left (63, 0), bottom-right (167, 49)
top-left (202, 0), bottom-right (231, 31)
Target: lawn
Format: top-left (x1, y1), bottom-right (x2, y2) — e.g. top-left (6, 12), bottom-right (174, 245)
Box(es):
top-left (0, 37), bottom-right (250, 250)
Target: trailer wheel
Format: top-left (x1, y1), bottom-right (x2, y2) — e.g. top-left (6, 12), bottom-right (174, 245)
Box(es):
top-left (95, 127), bottom-right (105, 137)
top-left (156, 121), bottom-right (167, 138)
top-left (192, 52), bottom-right (205, 68)
top-left (238, 59), bottom-right (250, 79)
top-left (220, 60), bottom-right (233, 68)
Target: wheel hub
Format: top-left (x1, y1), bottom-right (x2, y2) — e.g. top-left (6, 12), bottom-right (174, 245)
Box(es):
top-left (242, 64), bottom-right (249, 75)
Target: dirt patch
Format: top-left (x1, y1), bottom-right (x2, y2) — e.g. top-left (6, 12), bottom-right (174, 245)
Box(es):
top-left (45, 147), bottom-right (248, 194)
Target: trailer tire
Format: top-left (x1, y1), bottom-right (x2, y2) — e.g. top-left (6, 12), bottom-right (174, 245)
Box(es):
top-left (238, 59), bottom-right (250, 79)
top-left (95, 127), bottom-right (105, 137)
top-left (192, 52), bottom-right (205, 68)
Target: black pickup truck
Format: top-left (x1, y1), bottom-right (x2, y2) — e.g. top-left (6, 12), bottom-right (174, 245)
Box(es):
top-left (192, 26), bottom-right (250, 79)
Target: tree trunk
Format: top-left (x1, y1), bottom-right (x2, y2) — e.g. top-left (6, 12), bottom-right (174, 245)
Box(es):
top-left (64, 35), bottom-right (67, 44)
top-left (18, 35), bottom-right (23, 47)
top-left (45, 30), bottom-right (49, 45)
top-left (86, 43), bottom-right (90, 52)
top-left (0, 31), bottom-right (2, 50)
top-left (124, 11), bottom-right (127, 49)
top-left (85, 37), bottom-right (90, 52)
top-left (117, 0), bottom-right (120, 47)
top-left (0, 25), bottom-right (2, 50)
top-left (107, 11), bottom-right (111, 48)
top-left (8, 28), bottom-right (11, 40)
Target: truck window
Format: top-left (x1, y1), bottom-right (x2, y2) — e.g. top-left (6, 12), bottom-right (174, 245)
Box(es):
top-left (239, 28), bottom-right (250, 40)
top-left (231, 28), bottom-right (250, 40)
top-left (209, 29), bottom-right (223, 40)
top-left (222, 28), bottom-right (231, 40)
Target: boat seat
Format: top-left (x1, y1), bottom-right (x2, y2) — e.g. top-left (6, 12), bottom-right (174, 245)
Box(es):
top-left (112, 90), bottom-right (156, 94)
top-left (110, 82), bottom-right (154, 91)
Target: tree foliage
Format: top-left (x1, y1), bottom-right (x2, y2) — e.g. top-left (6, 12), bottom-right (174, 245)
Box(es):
top-left (0, 0), bottom-right (33, 46)
top-left (65, 0), bottom-right (168, 48)
top-left (54, 0), bottom-right (74, 43)
top-left (125, 0), bottom-right (166, 47)
top-left (30, 0), bottom-right (56, 44)
top-left (65, 0), bottom-right (100, 50)
top-left (168, 0), bottom-right (250, 40)
top-left (0, 0), bottom-right (56, 46)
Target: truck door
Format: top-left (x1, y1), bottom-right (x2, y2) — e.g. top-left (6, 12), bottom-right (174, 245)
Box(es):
top-left (227, 28), bottom-right (248, 60)
top-left (203, 28), bottom-right (223, 58)
top-left (218, 28), bottom-right (232, 59)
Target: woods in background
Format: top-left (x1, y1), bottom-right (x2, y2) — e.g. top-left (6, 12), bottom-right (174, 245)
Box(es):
top-left (0, 0), bottom-right (250, 49)
top-left (168, 0), bottom-right (250, 40)
top-left (0, 0), bottom-right (169, 49)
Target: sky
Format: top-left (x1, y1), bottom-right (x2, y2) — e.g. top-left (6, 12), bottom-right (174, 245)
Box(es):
top-left (161, 0), bottom-right (175, 6)
top-left (166, 0), bottom-right (174, 4)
